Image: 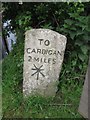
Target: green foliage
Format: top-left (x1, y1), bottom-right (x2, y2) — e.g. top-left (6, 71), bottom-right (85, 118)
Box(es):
top-left (2, 2), bottom-right (90, 118)
top-left (2, 41), bottom-right (24, 118)
top-left (16, 11), bottom-right (32, 31)
top-left (57, 3), bottom-right (90, 70)
top-left (3, 3), bottom-right (90, 70)
top-left (2, 38), bottom-right (85, 118)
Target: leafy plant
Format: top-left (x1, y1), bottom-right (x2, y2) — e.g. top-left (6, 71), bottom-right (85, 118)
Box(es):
top-left (57, 3), bottom-right (90, 70)
top-left (2, 2), bottom-right (90, 84)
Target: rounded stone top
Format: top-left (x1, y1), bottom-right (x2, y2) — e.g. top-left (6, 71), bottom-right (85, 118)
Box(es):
top-left (25, 28), bottom-right (67, 43)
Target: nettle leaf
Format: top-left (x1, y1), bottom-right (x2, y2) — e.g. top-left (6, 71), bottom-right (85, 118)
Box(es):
top-left (79, 64), bottom-right (83, 70)
top-left (19, 19), bottom-right (22, 26)
top-left (76, 29), bottom-right (83, 36)
top-left (69, 27), bottom-right (77, 31)
top-left (41, 23), bottom-right (53, 29)
top-left (75, 22), bottom-right (84, 28)
top-left (75, 40), bottom-right (83, 46)
top-left (64, 19), bottom-right (74, 26)
top-left (78, 53), bottom-right (85, 62)
top-left (82, 25), bottom-right (86, 31)
top-left (72, 60), bottom-right (77, 66)
top-left (76, 16), bottom-right (86, 23)
top-left (83, 34), bottom-right (90, 42)
top-left (63, 24), bottom-right (69, 29)
top-left (25, 26), bottom-right (32, 31)
top-left (86, 27), bottom-right (90, 32)
top-left (69, 31), bottom-right (76, 39)
top-left (81, 45), bottom-right (88, 54)
top-left (69, 13), bottom-right (79, 18)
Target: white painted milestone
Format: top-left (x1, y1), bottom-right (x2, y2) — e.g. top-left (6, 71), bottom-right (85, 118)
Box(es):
top-left (23, 29), bottom-right (67, 97)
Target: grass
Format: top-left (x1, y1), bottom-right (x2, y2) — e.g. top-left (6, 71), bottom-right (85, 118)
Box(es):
top-left (2, 37), bottom-right (87, 119)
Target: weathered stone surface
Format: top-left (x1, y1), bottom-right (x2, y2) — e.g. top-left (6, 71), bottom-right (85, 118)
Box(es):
top-left (78, 58), bottom-right (90, 119)
top-left (23, 29), bottom-right (67, 97)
